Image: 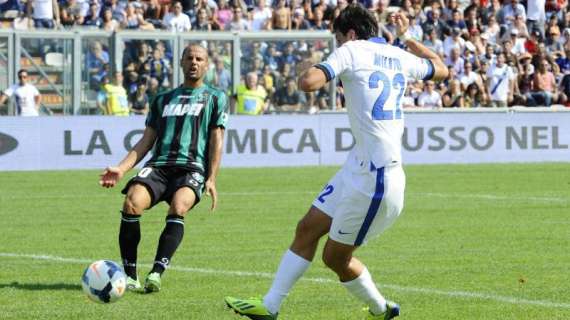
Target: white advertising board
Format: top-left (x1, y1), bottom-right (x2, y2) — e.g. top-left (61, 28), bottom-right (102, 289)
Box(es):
top-left (0, 112), bottom-right (569, 171)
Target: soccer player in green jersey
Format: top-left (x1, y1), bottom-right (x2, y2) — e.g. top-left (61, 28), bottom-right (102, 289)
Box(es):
top-left (99, 44), bottom-right (229, 293)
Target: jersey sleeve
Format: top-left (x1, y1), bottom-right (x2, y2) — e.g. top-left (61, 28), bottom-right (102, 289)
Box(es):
top-left (400, 50), bottom-right (435, 81)
top-left (314, 45), bottom-right (352, 82)
top-left (210, 92), bottom-right (229, 128)
top-left (145, 94), bottom-right (160, 129)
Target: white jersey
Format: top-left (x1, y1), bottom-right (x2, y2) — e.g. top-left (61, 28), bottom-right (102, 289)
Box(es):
top-left (3, 83), bottom-right (40, 116)
top-left (317, 37), bottom-right (434, 167)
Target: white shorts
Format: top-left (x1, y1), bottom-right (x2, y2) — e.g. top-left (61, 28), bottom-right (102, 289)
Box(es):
top-left (312, 156), bottom-right (405, 246)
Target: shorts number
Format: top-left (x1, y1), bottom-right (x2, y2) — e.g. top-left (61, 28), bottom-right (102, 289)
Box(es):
top-left (138, 167), bottom-right (152, 178)
top-left (369, 71), bottom-right (405, 120)
top-left (317, 185), bottom-right (334, 203)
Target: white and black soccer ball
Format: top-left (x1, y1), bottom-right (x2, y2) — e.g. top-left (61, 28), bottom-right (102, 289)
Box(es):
top-left (81, 260), bottom-right (126, 303)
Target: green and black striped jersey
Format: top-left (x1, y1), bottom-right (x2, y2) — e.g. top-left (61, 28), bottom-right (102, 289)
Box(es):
top-left (144, 84), bottom-right (229, 171)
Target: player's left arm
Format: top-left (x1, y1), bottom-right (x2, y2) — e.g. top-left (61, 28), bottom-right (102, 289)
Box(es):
top-left (205, 93), bottom-right (229, 211)
top-left (205, 126), bottom-right (224, 211)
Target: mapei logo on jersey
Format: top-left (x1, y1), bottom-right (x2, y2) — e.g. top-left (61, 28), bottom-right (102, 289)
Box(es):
top-left (0, 132), bottom-right (18, 156)
top-left (162, 102), bottom-right (204, 117)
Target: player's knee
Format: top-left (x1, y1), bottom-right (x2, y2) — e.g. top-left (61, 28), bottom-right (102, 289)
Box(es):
top-left (123, 194), bottom-right (146, 215)
top-left (169, 201), bottom-right (192, 216)
top-left (322, 250), bottom-right (350, 272)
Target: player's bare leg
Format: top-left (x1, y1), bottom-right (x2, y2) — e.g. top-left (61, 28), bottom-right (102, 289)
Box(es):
top-left (322, 238), bottom-right (399, 319)
top-left (120, 183), bottom-right (152, 291)
top-left (145, 187), bottom-right (196, 293)
top-left (225, 206), bottom-right (331, 318)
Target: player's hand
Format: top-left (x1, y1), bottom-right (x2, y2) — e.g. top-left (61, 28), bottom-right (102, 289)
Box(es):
top-left (99, 167), bottom-right (124, 188)
top-left (204, 179), bottom-right (218, 212)
top-left (394, 11), bottom-right (410, 38)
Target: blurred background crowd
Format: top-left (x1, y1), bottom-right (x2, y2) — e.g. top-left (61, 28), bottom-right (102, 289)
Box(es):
top-left (1, 0), bottom-right (570, 115)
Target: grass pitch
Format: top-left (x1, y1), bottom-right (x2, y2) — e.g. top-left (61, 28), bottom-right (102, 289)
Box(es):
top-left (0, 163), bottom-right (569, 319)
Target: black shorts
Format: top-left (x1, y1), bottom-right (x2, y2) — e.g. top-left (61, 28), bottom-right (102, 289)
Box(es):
top-left (121, 166), bottom-right (205, 208)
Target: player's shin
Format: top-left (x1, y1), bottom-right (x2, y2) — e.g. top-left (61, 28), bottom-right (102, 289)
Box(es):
top-left (119, 211), bottom-right (141, 280)
top-left (151, 214), bottom-right (185, 275)
top-left (263, 249), bottom-right (311, 314)
top-left (341, 266), bottom-right (387, 315)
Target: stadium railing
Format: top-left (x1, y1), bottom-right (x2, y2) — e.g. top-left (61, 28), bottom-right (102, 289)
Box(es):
top-left (0, 29), bottom-right (334, 115)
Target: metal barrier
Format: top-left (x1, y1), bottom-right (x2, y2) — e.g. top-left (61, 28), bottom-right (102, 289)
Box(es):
top-left (0, 29), bottom-right (334, 115)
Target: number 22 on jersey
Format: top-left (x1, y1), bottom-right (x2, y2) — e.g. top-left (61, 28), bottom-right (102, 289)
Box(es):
top-left (368, 71), bottom-right (405, 121)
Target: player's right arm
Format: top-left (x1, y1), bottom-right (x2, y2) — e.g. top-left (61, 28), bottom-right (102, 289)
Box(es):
top-left (99, 125), bottom-right (157, 188)
top-left (395, 12), bottom-right (448, 81)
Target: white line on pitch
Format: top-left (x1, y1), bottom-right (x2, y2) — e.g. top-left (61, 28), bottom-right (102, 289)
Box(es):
top-left (1, 252), bottom-right (569, 310)
top-left (0, 192), bottom-right (567, 203)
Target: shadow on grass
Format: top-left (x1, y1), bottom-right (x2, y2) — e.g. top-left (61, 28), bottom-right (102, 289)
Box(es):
top-left (0, 282), bottom-right (81, 291)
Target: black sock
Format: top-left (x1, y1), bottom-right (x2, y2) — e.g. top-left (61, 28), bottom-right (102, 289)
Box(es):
top-left (151, 215), bottom-right (185, 275)
top-left (119, 211), bottom-right (141, 280)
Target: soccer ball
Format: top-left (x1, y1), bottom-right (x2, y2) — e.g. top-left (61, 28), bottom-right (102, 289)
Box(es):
top-left (81, 260), bottom-right (126, 303)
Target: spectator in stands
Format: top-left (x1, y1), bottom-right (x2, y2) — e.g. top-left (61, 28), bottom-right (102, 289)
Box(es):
top-left (292, 8), bottom-right (311, 30)
top-left (27, 0), bottom-right (60, 29)
top-left (193, 7), bottom-right (212, 31)
top-left (83, 1), bottom-right (102, 27)
top-left (445, 47), bottom-right (465, 76)
top-left (163, 1), bottom-right (191, 32)
top-left (225, 6), bottom-right (250, 30)
top-left (442, 79), bottom-right (465, 108)
top-left (546, 28), bottom-right (564, 55)
top-left (464, 82), bottom-right (486, 108)
top-left (263, 43), bottom-right (281, 71)
top-left (101, 7), bottom-right (121, 31)
top-left (527, 0), bottom-right (546, 37)
top-left (486, 52), bottom-right (514, 107)
top-left (417, 80), bottom-right (443, 108)
top-left (279, 42), bottom-right (301, 70)
top-left (423, 27), bottom-right (444, 58)
top-left (0, 69), bottom-right (41, 116)
top-left (273, 76), bottom-right (306, 112)
top-left (443, 27), bottom-right (466, 58)
top-left (97, 71), bottom-right (129, 116)
top-left (508, 29), bottom-right (527, 56)
top-left (460, 60), bottom-right (485, 92)
top-left (271, 0), bottom-right (291, 30)
top-left (148, 48), bottom-right (171, 87)
top-left (234, 72), bottom-right (268, 114)
top-left (206, 58), bottom-right (232, 93)
top-left (446, 9), bottom-right (467, 35)
top-left (421, 7), bottom-right (449, 39)
top-left (214, 0), bottom-right (233, 30)
top-left (60, 0), bottom-right (81, 27)
top-left (122, 3), bottom-right (155, 30)
top-left (555, 47), bottom-right (570, 73)
top-left (128, 77), bottom-right (149, 115)
top-left (250, 0), bottom-right (272, 31)
top-left (146, 76), bottom-right (164, 102)
top-left (87, 41), bottom-right (110, 89)
top-left (310, 6), bottom-right (328, 30)
top-left (482, 14), bottom-right (500, 45)
top-left (529, 59), bottom-right (557, 106)
top-left (498, 0), bottom-right (526, 29)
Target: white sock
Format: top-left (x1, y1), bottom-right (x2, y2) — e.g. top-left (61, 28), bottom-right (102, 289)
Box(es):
top-left (341, 267), bottom-right (387, 315)
top-left (263, 249), bottom-right (310, 314)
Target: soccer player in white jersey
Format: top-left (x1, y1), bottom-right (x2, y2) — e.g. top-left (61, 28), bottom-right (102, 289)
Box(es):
top-left (226, 4), bottom-right (448, 319)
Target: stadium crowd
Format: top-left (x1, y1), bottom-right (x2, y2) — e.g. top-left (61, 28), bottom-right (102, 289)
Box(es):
top-left (2, 0), bottom-right (570, 115)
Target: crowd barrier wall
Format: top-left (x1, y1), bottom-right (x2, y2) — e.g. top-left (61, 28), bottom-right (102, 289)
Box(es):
top-left (1, 110), bottom-right (569, 171)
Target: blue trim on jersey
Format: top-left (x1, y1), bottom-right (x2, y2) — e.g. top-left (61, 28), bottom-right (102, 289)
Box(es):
top-left (423, 59), bottom-right (435, 80)
top-left (368, 37), bottom-right (387, 44)
top-left (315, 62), bottom-right (335, 81)
top-left (355, 167), bottom-right (385, 246)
